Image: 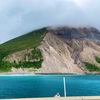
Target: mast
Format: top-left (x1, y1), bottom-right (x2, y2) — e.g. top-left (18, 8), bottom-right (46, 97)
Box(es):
top-left (63, 77), bottom-right (66, 97)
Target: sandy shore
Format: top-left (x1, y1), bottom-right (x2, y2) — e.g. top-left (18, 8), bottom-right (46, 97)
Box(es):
top-left (0, 72), bottom-right (84, 76)
top-left (0, 73), bottom-right (78, 76)
top-left (0, 73), bottom-right (97, 76)
top-left (0, 74), bottom-right (35, 76)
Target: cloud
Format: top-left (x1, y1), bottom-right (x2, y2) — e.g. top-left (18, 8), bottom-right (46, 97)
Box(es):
top-left (0, 0), bottom-right (100, 44)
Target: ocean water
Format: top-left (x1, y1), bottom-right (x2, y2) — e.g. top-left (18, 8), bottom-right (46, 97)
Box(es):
top-left (0, 75), bottom-right (100, 99)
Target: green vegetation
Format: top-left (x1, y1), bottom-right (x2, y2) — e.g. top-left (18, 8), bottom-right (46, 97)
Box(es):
top-left (0, 27), bottom-right (47, 72)
top-left (84, 56), bottom-right (100, 72)
top-left (95, 57), bottom-right (100, 64)
top-left (14, 48), bottom-right (43, 69)
top-left (31, 48), bottom-right (42, 60)
top-left (84, 62), bottom-right (100, 72)
top-left (0, 61), bottom-right (12, 72)
top-left (14, 59), bottom-right (43, 69)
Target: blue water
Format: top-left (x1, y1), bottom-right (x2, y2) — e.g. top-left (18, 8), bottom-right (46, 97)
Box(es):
top-left (0, 75), bottom-right (100, 99)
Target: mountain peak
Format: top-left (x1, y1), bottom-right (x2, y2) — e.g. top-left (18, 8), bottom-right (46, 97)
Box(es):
top-left (47, 26), bottom-right (100, 41)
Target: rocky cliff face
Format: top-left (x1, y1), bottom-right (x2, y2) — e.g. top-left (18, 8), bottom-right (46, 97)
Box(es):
top-left (3, 26), bottom-right (100, 74)
top-left (36, 27), bottom-right (100, 74)
top-left (36, 32), bottom-right (83, 74)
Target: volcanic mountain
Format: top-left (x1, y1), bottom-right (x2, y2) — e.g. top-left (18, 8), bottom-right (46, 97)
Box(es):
top-left (0, 26), bottom-right (100, 74)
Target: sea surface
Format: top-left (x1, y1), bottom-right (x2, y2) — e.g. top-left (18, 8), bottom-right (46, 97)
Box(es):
top-left (0, 75), bottom-right (100, 99)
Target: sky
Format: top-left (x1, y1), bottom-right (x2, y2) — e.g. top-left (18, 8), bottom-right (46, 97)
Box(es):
top-left (0, 0), bottom-right (100, 44)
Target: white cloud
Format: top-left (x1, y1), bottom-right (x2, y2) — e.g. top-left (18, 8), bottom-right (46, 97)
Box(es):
top-left (0, 0), bottom-right (100, 44)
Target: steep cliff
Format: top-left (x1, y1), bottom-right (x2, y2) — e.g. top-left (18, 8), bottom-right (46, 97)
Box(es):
top-left (36, 32), bottom-right (83, 74)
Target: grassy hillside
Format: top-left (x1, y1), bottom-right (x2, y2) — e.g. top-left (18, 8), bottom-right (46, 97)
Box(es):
top-left (0, 27), bottom-right (48, 60)
top-left (0, 27), bottom-right (48, 72)
top-left (84, 62), bottom-right (100, 72)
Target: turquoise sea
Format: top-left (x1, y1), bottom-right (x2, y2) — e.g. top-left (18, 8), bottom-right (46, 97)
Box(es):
top-left (0, 75), bottom-right (100, 99)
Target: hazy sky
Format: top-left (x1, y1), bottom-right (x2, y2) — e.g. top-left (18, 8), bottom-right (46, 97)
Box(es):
top-left (0, 0), bottom-right (100, 44)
